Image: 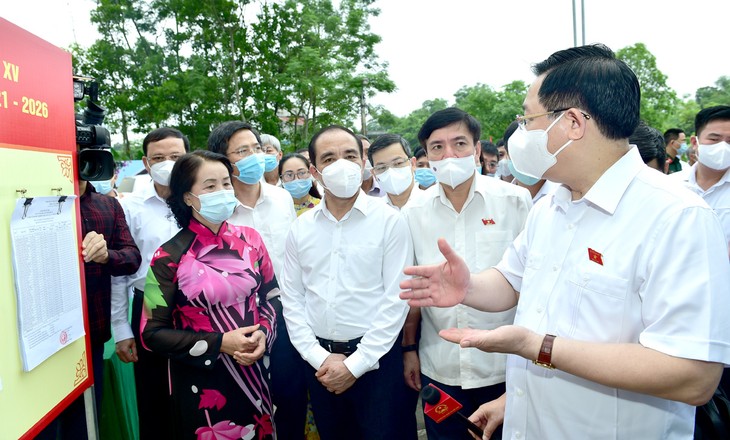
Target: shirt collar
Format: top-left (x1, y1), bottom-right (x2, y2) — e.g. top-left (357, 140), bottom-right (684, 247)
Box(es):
top-left (583, 147), bottom-right (643, 215)
top-left (687, 163), bottom-right (730, 189)
top-left (314, 190), bottom-right (370, 222)
top-left (435, 173), bottom-right (478, 211)
top-left (141, 180), bottom-right (167, 203)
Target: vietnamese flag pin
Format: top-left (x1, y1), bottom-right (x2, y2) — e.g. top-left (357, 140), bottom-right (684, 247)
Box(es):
top-left (481, 218), bottom-right (495, 225)
top-left (588, 248), bottom-right (603, 265)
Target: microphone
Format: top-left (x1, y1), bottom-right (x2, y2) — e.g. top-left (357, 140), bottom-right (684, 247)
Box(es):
top-left (421, 384), bottom-right (484, 438)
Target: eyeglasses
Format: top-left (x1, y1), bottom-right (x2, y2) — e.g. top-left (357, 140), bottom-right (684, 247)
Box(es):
top-left (228, 145), bottom-right (262, 158)
top-left (372, 157), bottom-right (410, 175)
top-left (281, 170), bottom-right (310, 182)
top-left (515, 108), bottom-right (591, 128)
top-left (262, 145), bottom-right (279, 155)
top-left (147, 154), bottom-right (183, 164)
top-left (485, 161), bottom-right (498, 168)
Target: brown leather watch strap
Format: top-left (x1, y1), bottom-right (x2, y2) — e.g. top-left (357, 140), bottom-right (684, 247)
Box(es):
top-left (533, 334), bottom-right (556, 369)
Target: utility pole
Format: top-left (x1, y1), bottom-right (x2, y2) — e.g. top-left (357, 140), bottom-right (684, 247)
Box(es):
top-left (360, 78), bottom-right (368, 136)
top-left (572, 0), bottom-right (586, 47)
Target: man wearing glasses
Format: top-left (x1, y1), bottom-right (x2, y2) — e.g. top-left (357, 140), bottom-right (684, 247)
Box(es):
top-left (368, 134), bottom-right (423, 210)
top-left (110, 127), bottom-right (189, 439)
top-left (400, 44), bottom-right (730, 439)
top-left (400, 107), bottom-right (532, 439)
top-left (207, 121), bottom-right (296, 280)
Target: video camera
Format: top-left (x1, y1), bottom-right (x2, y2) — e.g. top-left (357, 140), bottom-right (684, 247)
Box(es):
top-left (73, 76), bottom-right (114, 181)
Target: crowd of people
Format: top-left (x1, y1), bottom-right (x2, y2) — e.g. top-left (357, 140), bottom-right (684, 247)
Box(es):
top-left (44, 43), bottom-right (729, 440)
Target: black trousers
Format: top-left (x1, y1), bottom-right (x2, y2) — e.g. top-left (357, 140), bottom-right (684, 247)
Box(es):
top-left (307, 342), bottom-right (416, 440)
top-left (132, 289), bottom-right (174, 440)
top-left (269, 296), bottom-right (310, 439)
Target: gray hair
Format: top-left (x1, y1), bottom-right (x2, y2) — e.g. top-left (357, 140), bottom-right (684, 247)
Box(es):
top-left (260, 134), bottom-right (281, 152)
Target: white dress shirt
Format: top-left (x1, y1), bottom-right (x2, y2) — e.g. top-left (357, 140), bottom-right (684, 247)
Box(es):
top-left (110, 183), bottom-right (180, 342)
top-left (402, 174), bottom-right (532, 388)
top-left (280, 191), bottom-right (413, 379)
top-left (496, 148), bottom-right (730, 439)
top-left (676, 163), bottom-right (730, 250)
top-left (228, 182), bottom-right (296, 282)
top-left (385, 185), bottom-right (425, 211)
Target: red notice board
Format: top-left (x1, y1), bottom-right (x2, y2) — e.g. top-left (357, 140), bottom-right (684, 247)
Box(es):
top-left (0, 17), bottom-right (93, 439)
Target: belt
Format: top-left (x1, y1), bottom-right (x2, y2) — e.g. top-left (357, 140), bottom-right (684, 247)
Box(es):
top-left (317, 336), bottom-right (362, 356)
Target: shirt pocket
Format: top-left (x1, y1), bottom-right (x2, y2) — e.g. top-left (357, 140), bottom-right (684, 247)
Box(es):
top-left (562, 266), bottom-right (629, 342)
top-left (344, 245), bottom-right (383, 290)
top-left (474, 230), bottom-right (513, 272)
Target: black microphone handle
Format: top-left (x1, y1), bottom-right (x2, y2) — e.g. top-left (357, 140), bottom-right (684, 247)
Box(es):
top-left (456, 411), bottom-right (485, 438)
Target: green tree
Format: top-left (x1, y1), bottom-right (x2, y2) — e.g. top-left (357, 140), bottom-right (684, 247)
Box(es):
top-left (696, 76), bottom-right (730, 110)
top-left (617, 43), bottom-right (679, 130)
top-left (455, 80), bottom-right (527, 141)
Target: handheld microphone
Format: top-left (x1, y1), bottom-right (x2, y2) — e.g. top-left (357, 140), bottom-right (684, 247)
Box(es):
top-left (421, 384), bottom-right (484, 438)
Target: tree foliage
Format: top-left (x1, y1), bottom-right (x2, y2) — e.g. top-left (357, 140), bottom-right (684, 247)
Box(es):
top-left (74, 0), bottom-right (394, 156)
top-left (696, 76), bottom-right (730, 110)
top-left (616, 43), bottom-right (679, 131)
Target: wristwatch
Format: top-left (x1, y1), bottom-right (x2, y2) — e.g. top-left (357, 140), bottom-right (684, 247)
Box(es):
top-left (532, 334), bottom-right (556, 369)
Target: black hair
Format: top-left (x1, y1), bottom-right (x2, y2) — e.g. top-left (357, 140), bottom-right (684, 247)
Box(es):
top-left (207, 121), bottom-right (262, 155)
top-left (663, 128), bottom-right (685, 146)
top-left (414, 147), bottom-right (427, 159)
top-left (368, 134), bottom-right (411, 164)
top-left (695, 105), bottom-right (730, 137)
top-left (356, 134), bottom-right (371, 143)
top-left (480, 141), bottom-right (499, 157)
top-left (532, 43), bottom-right (640, 140)
top-left (167, 150), bottom-right (233, 228)
top-left (502, 121), bottom-right (520, 150)
top-left (631, 121), bottom-right (667, 170)
top-left (417, 107), bottom-right (481, 149)
top-left (495, 139), bottom-right (505, 148)
top-left (143, 127), bottom-right (190, 155)
top-left (307, 125), bottom-right (363, 167)
top-left (278, 153), bottom-right (322, 199)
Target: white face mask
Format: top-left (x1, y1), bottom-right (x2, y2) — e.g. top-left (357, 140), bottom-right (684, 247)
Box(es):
top-left (318, 159), bottom-right (363, 199)
top-left (377, 165), bottom-right (413, 196)
top-left (697, 140), bottom-right (730, 171)
top-left (429, 155), bottom-right (476, 189)
top-left (149, 160), bottom-right (175, 186)
top-left (509, 113), bottom-right (572, 179)
top-left (362, 159), bottom-right (373, 180)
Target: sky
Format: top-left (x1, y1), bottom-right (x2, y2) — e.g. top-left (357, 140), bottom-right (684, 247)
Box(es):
top-left (2, 0), bottom-right (728, 118)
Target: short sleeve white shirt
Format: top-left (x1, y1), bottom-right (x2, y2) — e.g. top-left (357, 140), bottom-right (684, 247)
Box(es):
top-left (111, 183), bottom-right (180, 341)
top-left (228, 182), bottom-right (296, 281)
top-left (496, 148), bottom-right (730, 439)
top-left (280, 191), bottom-right (413, 379)
top-left (676, 163), bottom-right (730, 250)
top-left (402, 174), bottom-right (532, 388)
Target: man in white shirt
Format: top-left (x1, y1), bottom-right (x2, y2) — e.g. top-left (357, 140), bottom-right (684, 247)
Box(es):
top-left (281, 125), bottom-right (414, 439)
top-left (358, 134), bottom-right (387, 198)
top-left (401, 108), bottom-right (531, 440)
top-left (677, 105), bottom-right (730, 253)
top-left (111, 127), bottom-right (188, 439)
top-left (368, 133), bottom-right (423, 210)
top-left (206, 121), bottom-right (300, 437)
top-left (400, 44), bottom-right (730, 440)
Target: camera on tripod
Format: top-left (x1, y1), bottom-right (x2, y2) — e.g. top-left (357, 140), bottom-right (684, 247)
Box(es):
top-left (73, 76), bottom-right (114, 181)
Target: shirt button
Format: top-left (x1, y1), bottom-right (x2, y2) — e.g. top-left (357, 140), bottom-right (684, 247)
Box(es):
top-left (536, 306), bottom-right (544, 314)
top-left (568, 223), bottom-right (574, 229)
top-left (515, 431), bottom-right (523, 439)
top-left (515, 387), bottom-right (524, 397)
top-left (552, 265), bottom-right (558, 271)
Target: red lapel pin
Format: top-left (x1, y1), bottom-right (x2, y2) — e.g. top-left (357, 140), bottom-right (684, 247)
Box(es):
top-left (482, 218), bottom-right (495, 225)
top-left (588, 248), bottom-right (603, 266)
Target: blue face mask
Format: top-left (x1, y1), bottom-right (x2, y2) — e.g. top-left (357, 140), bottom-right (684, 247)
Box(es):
top-left (235, 154), bottom-right (266, 184)
top-left (414, 168), bottom-right (437, 188)
top-left (283, 178), bottom-right (313, 199)
top-left (91, 180), bottom-right (113, 195)
top-left (677, 142), bottom-right (689, 156)
top-left (507, 160), bottom-right (540, 186)
top-left (190, 189), bottom-right (237, 224)
top-left (264, 154), bottom-right (279, 173)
